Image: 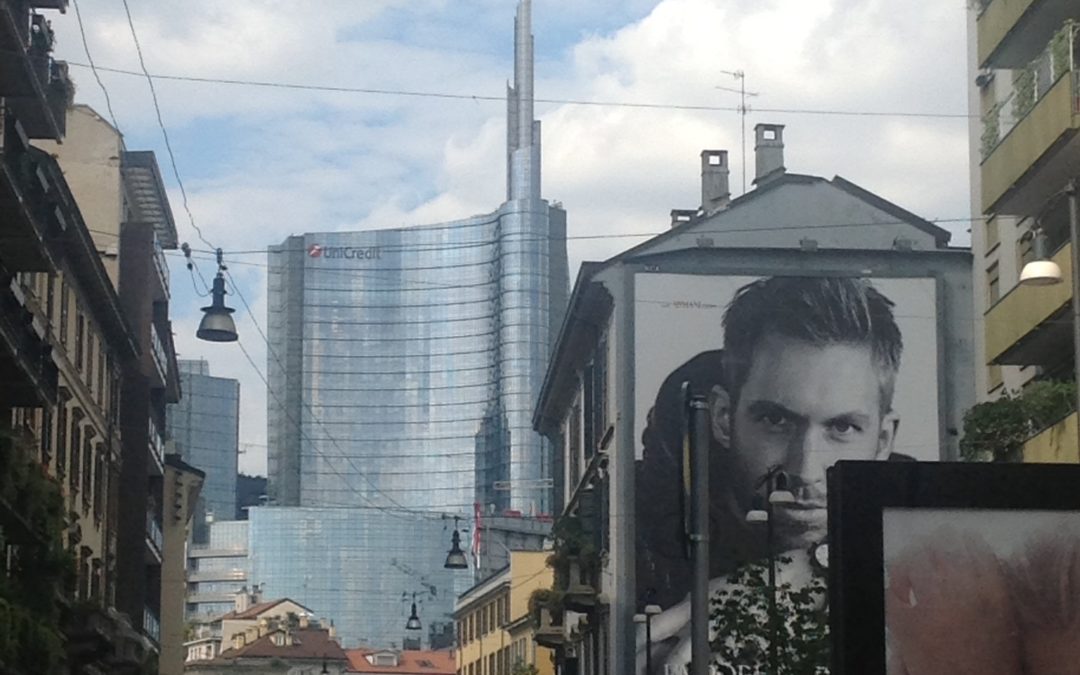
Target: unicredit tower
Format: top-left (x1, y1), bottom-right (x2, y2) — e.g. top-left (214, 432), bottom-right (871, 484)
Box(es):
top-left (263, 5), bottom-right (567, 643)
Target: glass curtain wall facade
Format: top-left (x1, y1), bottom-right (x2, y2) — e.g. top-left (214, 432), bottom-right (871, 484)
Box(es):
top-left (248, 507), bottom-right (460, 648)
top-left (167, 359), bottom-right (240, 542)
top-left (267, 201), bottom-right (566, 516)
top-left (186, 520), bottom-right (249, 621)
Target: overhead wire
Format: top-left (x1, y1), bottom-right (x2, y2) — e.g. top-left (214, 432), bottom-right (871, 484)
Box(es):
top-left (63, 61), bottom-right (976, 120)
top-left (70, 0), bottom-right (120, 132)
top-left (77, 7), bottom-right (988, 519)
top-left (181, 253), bottom-right (427, 517)
top-left (119, 0), bottom-right (214, 251)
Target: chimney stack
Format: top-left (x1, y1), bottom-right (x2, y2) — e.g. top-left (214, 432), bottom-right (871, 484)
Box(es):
top-left (701, 150), bottom-right (730, 213)
top-left (753, 124), bottom-right (785, 186)
top-left (670, 209), bottom-right (696, 229)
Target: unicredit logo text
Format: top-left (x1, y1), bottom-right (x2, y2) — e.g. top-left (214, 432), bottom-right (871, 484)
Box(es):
top-left (307, 244), bottom-right (382, 261)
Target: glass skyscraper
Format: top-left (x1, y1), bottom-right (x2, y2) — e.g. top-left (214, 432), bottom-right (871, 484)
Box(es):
top-left (167, 359), bottom-right (240, 542)
top-left (267, 0), bottom-right (566, 522)
top-left (262, 0), bottom-right (567, 645)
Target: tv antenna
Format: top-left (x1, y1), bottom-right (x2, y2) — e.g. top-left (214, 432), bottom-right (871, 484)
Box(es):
top-left (717, 70), bottom-right (759, 194)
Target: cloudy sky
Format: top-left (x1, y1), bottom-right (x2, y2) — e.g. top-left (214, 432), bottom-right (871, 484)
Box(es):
top-left (47, 0), bottom-right (974, 476)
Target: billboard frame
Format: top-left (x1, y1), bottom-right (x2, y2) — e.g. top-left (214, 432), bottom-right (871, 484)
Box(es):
top-left (828, 460), bottom-right (1080, 674)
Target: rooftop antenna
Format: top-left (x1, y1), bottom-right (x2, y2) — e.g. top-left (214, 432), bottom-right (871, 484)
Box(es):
top-left (717, 70), bottom-right (759, 195)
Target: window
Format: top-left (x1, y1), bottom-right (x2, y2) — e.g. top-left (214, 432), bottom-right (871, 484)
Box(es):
top-left (55, 402), bottom-right (67, 479)
top-left (108, 359), bottom-right (119, 427)
top-left (987, 261), bottom-right (1001, 305)
top-left (96, 349), bottom-right (105, 407)
top-left (583, 363), bottom-right (595, 459)
top-left (594, 337), bottom-right (608, 445)
top-left (93, 445), bottom-right (105, 523)
top-left (74, 311), bottom-right (84, 370)
top-left (985, 216), bottom-right (1000, 253)
top-left (40, 407), bottom-right (52, 464)
top-left (58, 281), bottom-right (68, 346)
top-left (86, 332), bottom-right (94, 394)
top-left (82, 431), bottom-right (94, 512)
top-left (1017, 232), bottom-right (1035, 271)
top-left (45, 274), bottom-right (54, 325)
top-left (69, 410), bottom-right (83, 493)
top-left (568, 402), bottom-right (582, 486)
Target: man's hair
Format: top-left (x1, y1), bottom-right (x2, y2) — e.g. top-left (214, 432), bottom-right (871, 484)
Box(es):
top-left (722, 277), bottom-right (903, 413)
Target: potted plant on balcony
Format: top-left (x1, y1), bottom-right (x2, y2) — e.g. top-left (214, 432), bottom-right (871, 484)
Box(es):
top-left (529, 589), bottom-right (565, 648)
top-left (960, 380), bottom-right (1075, 462)
top-left (547, 514), bottom-right (600, 613)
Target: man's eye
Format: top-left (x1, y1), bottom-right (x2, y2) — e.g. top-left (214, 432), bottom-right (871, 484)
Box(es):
top-left (758, 412), bottom-right (790, 430)
top-left (829, 421), bottom-right (861, 435)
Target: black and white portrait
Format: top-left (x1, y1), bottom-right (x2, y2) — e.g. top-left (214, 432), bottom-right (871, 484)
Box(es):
top-left (632, 274), bottom-right (941, 673)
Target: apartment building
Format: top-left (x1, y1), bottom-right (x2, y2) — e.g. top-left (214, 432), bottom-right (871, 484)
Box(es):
top-left (970, 1), bottom-right (1080, 458)
top-left (455, 551), bottom-right (555, 675)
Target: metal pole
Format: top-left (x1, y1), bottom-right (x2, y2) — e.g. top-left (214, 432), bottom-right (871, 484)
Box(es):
top-left (1068, 180), bottom-right (1080, 455)
top-left (767, 481), bottom-right (778, 675)
top-left (645, 615), bottom-right (653, 675)
top-left (689, 395), bottom-right (711, 675)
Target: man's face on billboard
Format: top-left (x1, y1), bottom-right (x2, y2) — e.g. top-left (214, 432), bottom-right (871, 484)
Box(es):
top-left (712, 334), bottom-right (897, 551)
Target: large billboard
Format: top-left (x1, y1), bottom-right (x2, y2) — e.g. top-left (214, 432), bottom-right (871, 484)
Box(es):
top-left (632, 273), bottom-right (941, 674)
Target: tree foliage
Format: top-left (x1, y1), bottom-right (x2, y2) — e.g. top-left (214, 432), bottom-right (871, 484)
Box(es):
top-left (709, 559), bottom-right (829, 675)
top-left (511, 662), bottom-right (540, 675)
top-left (0, 429), bottom-right (71, 674)
top-left (960, 380), bottom-right (1075, 462)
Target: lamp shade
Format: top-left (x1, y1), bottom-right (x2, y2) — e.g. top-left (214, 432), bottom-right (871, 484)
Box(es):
top-left (1019, 259), bottom-right (1063, 286)
top-left (444, 529), bottom-right (469, 569)
top-left (405, 602), bottom-right (422, 630)
top-left (197, 275), bottom-right (238, 342)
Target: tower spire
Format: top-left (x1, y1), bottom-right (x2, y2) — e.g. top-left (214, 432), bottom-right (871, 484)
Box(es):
top-left (506, 0), bottom-right (540, 201)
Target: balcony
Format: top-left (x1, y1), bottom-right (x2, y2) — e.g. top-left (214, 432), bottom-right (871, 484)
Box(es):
top-left (142, 607), bottom-right (160, 645)
top-left (186, 592), bottom-right (237, 605)
top-left (981, 24), bottom-right (1080, 216)
top-left (0, 269), bottom-right (57, 406)
top-left (0, 1), bottom-right (72, 140)
top-left (0, 105), bottom-right (65, 272)
top-left (1023, 411), bottom-right (1078, 462)
top-left (985, 241), bottom-right (1073, 365)
top-left (145, 511), bottom-right (163, 563)
top-left (186, 569), bottom-right (246, 583)
top-left (188, 546), bottom-right (246, 559)
top-left (978, 0), bottom-right (1080, 69)
top-left (149, 322), bottom-right (167, 387)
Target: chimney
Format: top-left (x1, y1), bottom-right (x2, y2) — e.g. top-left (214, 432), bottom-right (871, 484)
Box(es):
top-left (700, 150), bottom-right (730, 212)
top-left (234, 586), bottom-right (249, 613)
top-left (753, 124), bottom-right (785, 186)
top-left (670, 209), bottom-right (696, 229)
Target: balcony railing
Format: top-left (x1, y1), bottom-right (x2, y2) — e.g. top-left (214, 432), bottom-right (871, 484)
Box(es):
top-left (147, 414), bottom-right (164, 466)
top-left (186, 569), bottom-right (246, 583)
top-left (146, 510), bottom-right (163, 555)
top-left (981, 22), bottom-right (1079, 160)
top-left (149, 321), bottom-right (167, 385)
top-left (151, 232), bottom-right (169, 299)
top-left (143, 606), bottom-right (161, 644)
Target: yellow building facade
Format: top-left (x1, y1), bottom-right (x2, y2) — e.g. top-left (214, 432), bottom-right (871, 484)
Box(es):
top-left (455, 551), bottom-right (554, 675)
top-left (969, 0), bottom-right (1080, 459)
